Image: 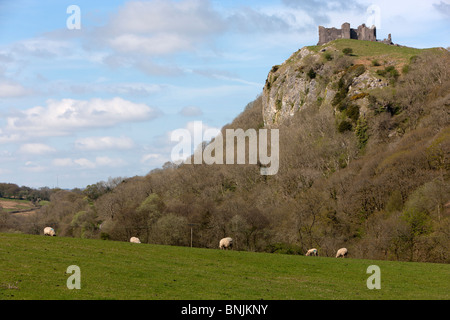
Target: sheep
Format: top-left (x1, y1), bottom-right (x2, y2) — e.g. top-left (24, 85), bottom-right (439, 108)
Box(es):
top-left (219, 237), bottom-right (233, 250)
top-left (305, 248), bottom-right (318, 256)
top-left (336, 248), bottom-right (348, 258)
top-left (44, 227), bottom-right (56, 237)
top-left (130, 237), bottom-right (141, 243)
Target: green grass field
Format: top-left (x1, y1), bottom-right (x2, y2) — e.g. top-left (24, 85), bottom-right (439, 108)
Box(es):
top-left (0, 233), bottom-right (448, 300)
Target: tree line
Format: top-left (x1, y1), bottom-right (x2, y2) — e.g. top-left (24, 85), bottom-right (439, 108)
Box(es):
top-left (0, 183), bottom-right (53, 203)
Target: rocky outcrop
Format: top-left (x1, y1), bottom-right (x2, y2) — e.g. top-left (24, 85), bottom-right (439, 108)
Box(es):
top-left (262, 45), bottom-right (389, 127)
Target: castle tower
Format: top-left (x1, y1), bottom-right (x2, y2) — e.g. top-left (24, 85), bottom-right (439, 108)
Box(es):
top-left (341, 23), bottom-right (350, 39)
top-left (357, 24), bottom-right (376, 41)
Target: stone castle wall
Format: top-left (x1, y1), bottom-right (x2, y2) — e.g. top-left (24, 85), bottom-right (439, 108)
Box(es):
top-left (318, 22), bottom-right (380, 45)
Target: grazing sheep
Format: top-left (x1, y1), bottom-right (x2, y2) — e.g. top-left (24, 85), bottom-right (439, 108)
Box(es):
top-left (44, 227), bottom-right (56, 237)
top-left (219, 237), bottom-right (233, 250)
top-left (305, 248), bottom-right (318, 256)
top-left (130, 237), bottom-right (141, 243)
top-left (336, 248), bottom-right (348, 258)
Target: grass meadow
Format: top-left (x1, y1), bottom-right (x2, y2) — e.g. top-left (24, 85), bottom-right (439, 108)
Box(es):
top-left (0, 233), bottom-right (448, 300)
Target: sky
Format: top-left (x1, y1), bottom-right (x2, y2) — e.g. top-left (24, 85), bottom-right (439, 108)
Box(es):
top-left (0, 0), bottom-right (449, 189)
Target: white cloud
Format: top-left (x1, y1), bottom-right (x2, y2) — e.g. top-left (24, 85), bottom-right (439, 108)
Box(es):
top-left (18, 143), bottom-right (56, 155)
top-left (95, 156), bottom-right (126, 167)
top-left (141, 153), bottom-right (164, 163)
top-left (75, 136), bottom-right (135, 151)
top-left (10, 37), bottom-right (73, 58)
top-left (140, 153), bottom-right (171, 168)
top-left (141, 153), bottom-right (160, 161)
top-left (97, 0), bottom-right (224, 56)
top-left (434, 1), bottom-right (450, 17)
top-left (281, 0), bottom-right (365, 25)
top-left (23, 161), bottom-right (47, 173)
top-left (69, 82), bottom-right (165, 96)
top-left (53, 156), bottom-right (126, 169)
top-left (0, 81), bottom-right (30, 98)
top-left (108, 33), bottom-right (193, 55)
top-left (52, 158), bottom-right (74, 167)
top-left (74, 158), bottom-right (96, 169)
top-left (0, 97), bottom-right (160, 142)
top-left (109, 0), bottom-right (224, 36)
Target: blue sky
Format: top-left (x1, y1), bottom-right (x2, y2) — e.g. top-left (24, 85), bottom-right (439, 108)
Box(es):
top-left (0, 0), bottom-right (449, 189)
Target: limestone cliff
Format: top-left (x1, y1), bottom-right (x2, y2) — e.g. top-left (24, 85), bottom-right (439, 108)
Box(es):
top-left (262, 40), bottom-right (392, 128)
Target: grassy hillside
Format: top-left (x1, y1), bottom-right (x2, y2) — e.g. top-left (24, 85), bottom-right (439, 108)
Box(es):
top-left (308, 39), bottom-right (425, 57)
top-left (306, 39), bottom-right (445, 76)
top-left (0, 233), bottom-right (448, 300)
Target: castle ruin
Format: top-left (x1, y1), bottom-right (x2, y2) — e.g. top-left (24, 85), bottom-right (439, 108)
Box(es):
top-left (318, 22), bottom-right (393, 46)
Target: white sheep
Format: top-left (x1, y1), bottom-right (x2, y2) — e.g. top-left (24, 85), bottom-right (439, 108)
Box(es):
top-left (305, 248), bottom-right (318, 256)
top-left (44, 227), bottom-right (56, 237)
top-left (336, 248), bottom-right (348, 258)
top-left (219, 237), bottom-right (233, 250)
top-left (130, 237), bottom-right (141, 243)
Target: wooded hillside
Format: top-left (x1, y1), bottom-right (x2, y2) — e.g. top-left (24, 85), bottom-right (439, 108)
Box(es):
top-left (2, 42), bottom-right (449, 263)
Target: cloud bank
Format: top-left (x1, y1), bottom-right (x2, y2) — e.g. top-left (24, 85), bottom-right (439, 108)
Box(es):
top-left (0, 97), bottom-right (160, 142)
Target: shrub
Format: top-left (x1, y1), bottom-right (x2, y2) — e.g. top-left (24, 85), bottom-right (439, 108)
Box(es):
top-left (332, 89), bottom-right (347, 108)
top-left (355, 117), bottom-right (369, 148)
top-left (100, 232), bottom-right (110, 240)
top-left (307, 68), bottom-right (316, 79)
top-left (336, 100), bottom-right (348, 111)
top-left (388, 68), bottom-right (400, 83)
top-left (343, 47), bottom-right (353, 56)
top-left (402, 65), bottom-right (410, 74)
top-left (347, 64), bottom-right (366, 77)
top-left (276, 99), bottom-right (282, 111)
top-left (346, 104), bottom-right (360, 121)
top-left (265, 243), bottom-right (303, 255)
top-left (338, 120), bottom-right (353, 132)
top-left (376, 69), bottom-right (387, 77)
top-left (377, 66), bottom-right (400, 83)
top-left (323, 52), bottom-right (333, 61)
top-left (372, 59), bottom-right (381, 66)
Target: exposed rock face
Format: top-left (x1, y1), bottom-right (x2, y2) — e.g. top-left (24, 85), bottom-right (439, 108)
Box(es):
top-left (262, 45), bottom-right (389, 127)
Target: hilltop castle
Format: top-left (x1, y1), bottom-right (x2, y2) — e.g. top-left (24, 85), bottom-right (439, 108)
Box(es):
top-left (318, 22), bottom-right (393, 46)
